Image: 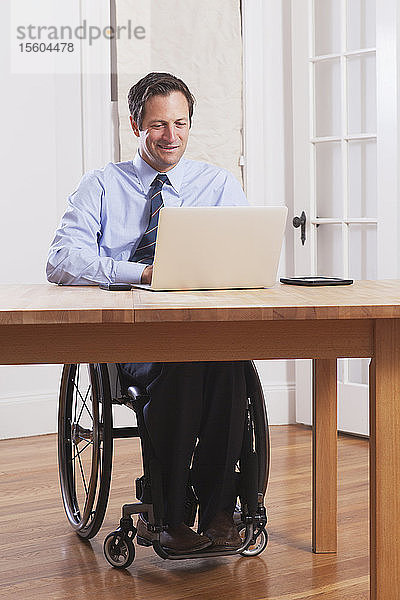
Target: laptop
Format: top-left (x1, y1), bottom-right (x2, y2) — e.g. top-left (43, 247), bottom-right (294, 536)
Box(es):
top-left (132, 206), bottom-right (288, 291)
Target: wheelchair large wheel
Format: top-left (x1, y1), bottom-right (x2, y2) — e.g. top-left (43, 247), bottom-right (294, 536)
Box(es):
top-left (58, 363), bottom-right (113, 539)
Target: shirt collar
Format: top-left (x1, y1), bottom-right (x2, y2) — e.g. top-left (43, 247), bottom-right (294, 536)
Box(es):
top-left (132, 152), bottom-right (185, 195)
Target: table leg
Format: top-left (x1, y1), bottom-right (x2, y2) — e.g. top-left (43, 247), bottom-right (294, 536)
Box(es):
top-left (312, 358), bottom-right (337, 553)
top-left (370, 320), bottom-right (400, 600)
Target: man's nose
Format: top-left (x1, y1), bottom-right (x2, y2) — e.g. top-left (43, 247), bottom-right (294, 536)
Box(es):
top-left (162, 124), bottom-right (177, 143)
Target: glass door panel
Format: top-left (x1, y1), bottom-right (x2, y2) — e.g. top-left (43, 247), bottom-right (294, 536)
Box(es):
top-left (338, 358), bottom-right (369, 386)
top-left (348, 224), bottom-right (377, 279)
top-left (347, 0), bottom-right (376, 50)
top-left (348, 359), bottom-right (369, 385)
top-left (316, 224), bottom-right (343, 276)
top-left (315, 59), bottom-right (341, 137)
top-left (314, 0), bottom-right (341, 55)
top-left (347, 53), bottom-right (377, 134)
top-left (315, 142), bottom-right (343, 218)
top-left (348, 139), bottom-right (377, 217)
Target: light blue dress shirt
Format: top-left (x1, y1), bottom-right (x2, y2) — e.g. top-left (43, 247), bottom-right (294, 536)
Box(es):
top-left (47, 153), bottom-right (248, 285)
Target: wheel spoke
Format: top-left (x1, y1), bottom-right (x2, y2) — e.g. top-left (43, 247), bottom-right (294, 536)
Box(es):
top-left (72, 430), bottom-right (76, 496)
top-left (75, 433), bottom-right (93, 444)
top-left (82, 385), bottom-right (94, 422)
top-left (76, 450), bottom-right (89, 497)
top-left (76, 397), bottom-right (86, 425)
top-left (73, 373), bottom-right (91, 408)
top-left (74, 383), bottom-right (94, 423)
top-left (66, 416), bottom-right (77, 497)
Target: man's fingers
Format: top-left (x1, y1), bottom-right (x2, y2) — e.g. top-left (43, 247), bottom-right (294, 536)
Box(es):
top-left (141, 265), bottom-right (153, 284)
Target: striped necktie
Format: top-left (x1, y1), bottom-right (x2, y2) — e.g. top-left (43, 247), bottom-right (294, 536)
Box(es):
top-left (130, 173), bottom-right (169, 264)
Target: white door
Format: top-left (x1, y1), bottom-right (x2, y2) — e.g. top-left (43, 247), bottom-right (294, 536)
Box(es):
top-left (292, 0), bottom-right (398, 435)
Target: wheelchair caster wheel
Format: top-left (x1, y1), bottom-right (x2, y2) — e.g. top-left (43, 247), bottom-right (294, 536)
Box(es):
top-left (104, 532), bottom-right (135, 568)
top-left (239, 527), bottom-right (268, 557)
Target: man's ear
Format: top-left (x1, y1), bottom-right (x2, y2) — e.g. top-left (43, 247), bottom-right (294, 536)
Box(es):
top-left (130, 116), bottom-right (140, 138)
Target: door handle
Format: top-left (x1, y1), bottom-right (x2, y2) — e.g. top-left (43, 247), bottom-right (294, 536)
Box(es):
top-left (293, 211), bottom-right (306, 245)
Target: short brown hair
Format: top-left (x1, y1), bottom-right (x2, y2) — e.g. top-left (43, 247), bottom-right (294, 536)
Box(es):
top-left (127, 72), bottom-right (195, 129)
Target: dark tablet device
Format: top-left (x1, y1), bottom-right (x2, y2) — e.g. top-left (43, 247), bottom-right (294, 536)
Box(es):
top-left (280, 276), bottom-right (353, 286)
top-left (99, 283), bottom-right (132, 291)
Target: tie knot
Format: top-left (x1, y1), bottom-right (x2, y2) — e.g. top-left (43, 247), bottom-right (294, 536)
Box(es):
top-left (153, 173), bottom-right (169, 187)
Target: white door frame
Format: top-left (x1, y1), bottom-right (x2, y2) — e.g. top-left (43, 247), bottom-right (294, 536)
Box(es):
top-left (241, 0), bottom-right (287, 208)
top-left (241, 0), bottom-right (296, 426)
top-left (376, 0), bottom-right (399, 278)
top-left (80, 0), bottom-right (116, 173)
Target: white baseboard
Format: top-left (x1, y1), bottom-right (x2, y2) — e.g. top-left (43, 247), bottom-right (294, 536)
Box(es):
top-left (0, 392), bottom-right (58, 439)
top-left (0, 382), bottom-right (296, 439)
top-left (263, 383), bottom-right (296, 425)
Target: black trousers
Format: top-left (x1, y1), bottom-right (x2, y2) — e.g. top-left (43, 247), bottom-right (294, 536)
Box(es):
top-left (119, 361), bottom-right (247, 531)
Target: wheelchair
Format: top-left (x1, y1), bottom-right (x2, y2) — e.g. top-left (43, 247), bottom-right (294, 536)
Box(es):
top-left (57, 361), bottom-right (270, 568)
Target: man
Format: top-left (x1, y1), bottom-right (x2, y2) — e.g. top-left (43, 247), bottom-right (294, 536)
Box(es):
top-left (47, 72), bottom-right (248, 554)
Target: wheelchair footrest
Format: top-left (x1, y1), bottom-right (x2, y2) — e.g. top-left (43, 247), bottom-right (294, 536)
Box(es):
top-left (137, 535), bottom-right (153, 548)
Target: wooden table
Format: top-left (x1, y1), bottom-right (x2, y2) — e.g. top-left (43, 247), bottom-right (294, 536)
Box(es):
top-left (1, 280), bottom-right (400, 600)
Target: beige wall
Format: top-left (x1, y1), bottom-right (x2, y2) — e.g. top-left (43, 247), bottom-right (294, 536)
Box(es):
top-left (116, 0), bottom-right (243, 181)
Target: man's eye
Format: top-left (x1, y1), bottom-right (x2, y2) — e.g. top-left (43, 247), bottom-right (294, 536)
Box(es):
top-left (152, 124), bottom-right (163, 129)
top-left (176, 122), bottom-right (187, 127)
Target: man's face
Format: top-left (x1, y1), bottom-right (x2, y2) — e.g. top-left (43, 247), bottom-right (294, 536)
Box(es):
top-left (130, 91), bottom-right (190, 172)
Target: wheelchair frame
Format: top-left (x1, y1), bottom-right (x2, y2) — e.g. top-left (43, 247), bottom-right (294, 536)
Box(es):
top-left (57, 361), bottom-right (270, 567)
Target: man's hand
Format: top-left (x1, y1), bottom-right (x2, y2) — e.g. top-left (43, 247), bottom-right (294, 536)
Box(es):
top-left (141, 265), bottom-right (153, 284)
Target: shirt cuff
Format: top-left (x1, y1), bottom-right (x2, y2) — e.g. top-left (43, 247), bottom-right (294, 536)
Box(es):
top-left (114, 260), bottom-right (147, 284)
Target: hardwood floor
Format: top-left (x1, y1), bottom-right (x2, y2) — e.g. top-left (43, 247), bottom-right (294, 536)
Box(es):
top-left (0, 426), bottom-right (369, 599)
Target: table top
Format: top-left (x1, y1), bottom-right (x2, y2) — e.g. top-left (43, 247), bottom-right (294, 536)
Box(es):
top-left (1, 280), bottom-right (400, 325)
